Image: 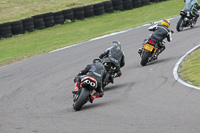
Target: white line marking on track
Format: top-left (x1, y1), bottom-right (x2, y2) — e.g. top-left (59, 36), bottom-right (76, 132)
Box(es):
top-left (173, 44), bottom-right (200, 90)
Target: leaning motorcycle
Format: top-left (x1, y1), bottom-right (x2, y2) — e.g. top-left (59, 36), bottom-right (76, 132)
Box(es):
top-left (139, 39), bottom-right (160, 66)
top-left (176, 9), bottom-right (198, 31)
top-left (72, 76), bottom-right (100, 111)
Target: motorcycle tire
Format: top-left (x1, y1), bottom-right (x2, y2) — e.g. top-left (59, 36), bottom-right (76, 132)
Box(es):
top-left (176, 17), bottom-right (184, 32)
top-left (141, 51), bottom-right (151, 66)
top-left (73, 87), bottom-right (89, 111)
top-left (190, 18), bottom-right (197, 28)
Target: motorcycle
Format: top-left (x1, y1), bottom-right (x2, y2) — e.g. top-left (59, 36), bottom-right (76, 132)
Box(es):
top-left (139, 39), bottom-right (161, 66)
top-left (176, 9), bottom-right (198, 31)
top-left (72, 76), bottom-right (100, 111)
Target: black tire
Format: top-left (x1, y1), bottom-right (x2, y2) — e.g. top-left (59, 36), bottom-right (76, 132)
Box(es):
top-left (132, 0), bottom-right (142, 8)
top-left (141, 51), bottom-right (151, 66)
top-left (104, 1), bottom-right (114, 13)
top-left (43, 12), bottom-right (55, 28)
top-left (32, 15), bottom-right (45, 30)
top-left (190, 18), bottom-right (197, 28)
top-left (112, 0), bottom-right (124, 11)
top-left (73, 88), bottom-right (89, 111)
top-left (73, 7), bottom-right (85, 20)
top-left (53, 11), bottom-right (65, 25)
top-left (93, 3), bottom-right (105, 16)
top-left (11, 20), bottom-right (24, 35)
top-left (84, 5), bottom-right (95, 18)
top-left (22, 17), bottom-right (35, 32)
top-left (150, 0), bottom-right (159, 2)
top-left (176, 17), bottom-right (184, 32)
top-left (63, 9), bottom-right (75, 22)
top-left (123, 0), bottom-right (133, 10)
top-left (142, 0), bottom-right (150, 5)
top-left (0, 22), bottom-right (12, 38)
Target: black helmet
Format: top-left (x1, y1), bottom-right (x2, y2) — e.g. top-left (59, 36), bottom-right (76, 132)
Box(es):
top-left (93, 59), bottom-right (101, 63)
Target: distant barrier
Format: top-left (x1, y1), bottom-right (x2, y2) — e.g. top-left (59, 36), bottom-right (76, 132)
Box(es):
top-left (0, 0), bottom-right (167, 40)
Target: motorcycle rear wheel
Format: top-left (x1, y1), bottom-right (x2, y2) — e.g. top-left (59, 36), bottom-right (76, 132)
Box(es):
top-left (73, 87), bottom-right (89, 111)
top-left (141, 51), bottom-right (151, 66)
top-left (176, 17), bottom-right (184, 32)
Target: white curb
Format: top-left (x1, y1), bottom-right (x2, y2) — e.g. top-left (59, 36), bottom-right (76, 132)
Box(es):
top-left (173, 44), bottom-right (200, 90)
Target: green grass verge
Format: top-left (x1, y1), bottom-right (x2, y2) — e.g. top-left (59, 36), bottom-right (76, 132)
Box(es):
top-left (0, 0), bottom-right (185, 66)
top-left (179, 48), bottom-right (200, 87)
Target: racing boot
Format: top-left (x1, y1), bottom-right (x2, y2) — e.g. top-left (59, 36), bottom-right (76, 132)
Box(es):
top-left (89, 91), bottom-right (103, 103)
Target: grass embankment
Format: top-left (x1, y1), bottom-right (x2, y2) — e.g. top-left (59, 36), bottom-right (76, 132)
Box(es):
top-left (0, 0), bottom-right (107, 23)
top-left (179, 49), bottom-right (200, 87)
top-left (0, 0), bottom-right (185, 66)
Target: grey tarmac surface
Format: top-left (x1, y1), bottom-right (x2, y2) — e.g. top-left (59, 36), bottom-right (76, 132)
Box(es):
top-left (0, 17), bottom-right (200, 133)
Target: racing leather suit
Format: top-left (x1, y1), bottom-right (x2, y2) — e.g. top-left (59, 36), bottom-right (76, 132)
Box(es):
top-left (184, 0), bottom-right (200, 20)
top-left (148, 24), bottom-right (173, 54)
top-left (74, 61), bottom-right (106, 97)
top-left (99, 45), bottom-right (125, 76)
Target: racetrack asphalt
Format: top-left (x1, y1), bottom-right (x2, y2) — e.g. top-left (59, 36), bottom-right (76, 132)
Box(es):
top-left (0, 17), bottom-right (200, 133)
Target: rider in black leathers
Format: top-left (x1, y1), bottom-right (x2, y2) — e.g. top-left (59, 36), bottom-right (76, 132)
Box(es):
top-left (72, 59), bottom-right (107, 99)
top-left (139, 19), bottom-right (173, 58)
top-left (99, 41), bottom-right (125, 83)
top-left (184, 0), bottom-right (200, 21)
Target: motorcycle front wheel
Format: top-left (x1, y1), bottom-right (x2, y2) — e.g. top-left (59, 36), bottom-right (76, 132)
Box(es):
top-left (190, 18), bottom-right (197, 27)
top-left (141, 51), bottom-right (151, 66)
top-left (176, 17), bottom-right (184, 32)
top-left (73, 87), bottom-right (89, 111)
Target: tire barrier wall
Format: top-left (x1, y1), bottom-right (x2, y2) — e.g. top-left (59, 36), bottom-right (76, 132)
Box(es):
top-left (22, 17), bottom-right (35, 33)
top-left (63, 9), bottom-right (75, 22)
top-left (150, 0), bottom-right (159, 2)
top-left (104, 1), bottom-right (114, 13)
top-left (0, 0), bottom-right (167, 40)
top-left (142, 0), bottom-right (150, 5)
top-left (84, 5), bottom-right (95, 18)
top-left (32, 14), bottom-right (45, 30)
top-left (53, 11), bottom-right (65, 25)
top-left (43, 12), bottom-right (55, 28)
top-left (123, 0), bottom-right (133, 10)
top-left (94, 3), bottom-right (105, 16)
top-left (11, 20), bottom-right (24, 35)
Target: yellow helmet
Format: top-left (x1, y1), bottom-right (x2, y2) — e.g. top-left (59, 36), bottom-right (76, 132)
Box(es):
top-left (161, 19), bottom-right (170, 28)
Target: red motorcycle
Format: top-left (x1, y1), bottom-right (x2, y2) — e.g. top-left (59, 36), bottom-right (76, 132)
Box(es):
top-left (72, 76), bottom-right (100, 111)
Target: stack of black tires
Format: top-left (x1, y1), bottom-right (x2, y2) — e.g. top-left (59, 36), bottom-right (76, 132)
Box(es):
top-left (0, 0), bottom-right (166, 40)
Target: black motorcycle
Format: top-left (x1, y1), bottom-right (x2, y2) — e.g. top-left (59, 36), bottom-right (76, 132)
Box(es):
top-left (176, 10), bottom-right (198, 31)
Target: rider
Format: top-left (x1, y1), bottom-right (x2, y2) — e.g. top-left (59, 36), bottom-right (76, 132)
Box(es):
top-left (72, 59), bottom-right (107, 102)
top-left (184, 0), bottom-right (200, 21)
top-left (138, 19), bottom-right (173, 58)
top-left (99, 41), bottom-right (125, 83)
